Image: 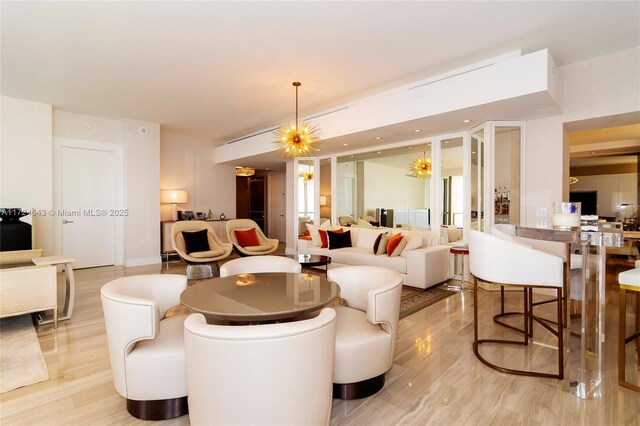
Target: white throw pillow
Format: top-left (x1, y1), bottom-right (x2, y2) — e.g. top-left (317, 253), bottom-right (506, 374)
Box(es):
top-left (400, 229), bottom-right (424, 256)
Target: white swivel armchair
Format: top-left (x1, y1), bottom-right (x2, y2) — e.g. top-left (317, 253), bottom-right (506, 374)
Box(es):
top-left (226, 219), bottom-right (279, 256)
top-left (172, 220), bottom-right (232, 279)
top-left (100, 274), bottom-right (189, 420)
top-left (468, 230), bottom-right (564, 379)
top-left (327, 266), bottom-right (403, 399)
top-left (184, 308), bottom-right (337, 425)
top-left (220, 255), bottom-right (301, 277)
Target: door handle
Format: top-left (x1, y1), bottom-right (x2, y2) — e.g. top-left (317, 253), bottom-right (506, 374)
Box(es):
top-left (63, 220), bottom-right (74, 224)
top-left (280, 215), bottom-right (285, 217)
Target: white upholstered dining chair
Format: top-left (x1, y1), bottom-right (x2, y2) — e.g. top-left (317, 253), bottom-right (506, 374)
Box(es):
top-left (468, 230), bottom-right (564, 379)
top-left (219, 255), bottom-right (301, 277)
top-left (326, 265), bottom-right (403, 399)
top-left (100, 274), bottom-right (189, 420)
top-left (183, 308), bottom-right (337, 425)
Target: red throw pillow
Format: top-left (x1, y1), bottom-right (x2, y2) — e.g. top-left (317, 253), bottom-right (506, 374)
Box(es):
top-left (319, 228), bottom-right (343, 248)
top-left (386, 233), bottom-right (403, 256)
top-left (235, 228), bottom-right (260, 247)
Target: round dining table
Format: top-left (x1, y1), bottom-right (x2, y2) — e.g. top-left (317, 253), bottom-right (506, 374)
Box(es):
top-left (180, 272), bottom-right (340, 323)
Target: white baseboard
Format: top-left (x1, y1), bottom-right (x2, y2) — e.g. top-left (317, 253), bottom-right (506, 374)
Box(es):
top-left (125, 256), bottom-right (162, 267)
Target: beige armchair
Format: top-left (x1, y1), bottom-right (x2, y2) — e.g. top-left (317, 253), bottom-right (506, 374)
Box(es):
top-left (172, 221), bottom-right (232, 278)
top-left (326, 266), bottom-right (403, 399)
top-left (225, 219), bottom-right (278, 256)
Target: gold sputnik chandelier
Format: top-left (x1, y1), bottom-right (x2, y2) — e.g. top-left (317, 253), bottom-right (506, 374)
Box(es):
top-left (409, 157), bottom-right (432, 178)
top-left (274, 82), bottom-right (320, 158)
top-left (299, 170), bottom-right (314, 182)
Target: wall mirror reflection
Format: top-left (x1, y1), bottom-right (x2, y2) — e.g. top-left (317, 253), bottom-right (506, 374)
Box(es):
top-left (319, 158), bottom-right (331, 224)
top-left (440, 137), bottom-right (464, 228)
top-left (494, 126), bottom-right (521, 225)
top-left (336, 143), bottom-right (432, 229)
top-left (297, 160), bottom-right (315, 235)
top-left (470, 128), bottom-right (485, 231)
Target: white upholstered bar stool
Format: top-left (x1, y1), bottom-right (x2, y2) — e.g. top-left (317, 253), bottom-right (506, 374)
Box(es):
top-left (101, 274), bottom-right (189, 420)
top-left (468, 230), bottom-right (564, 379)
top-left (618, 266), bottom-right (640, 392)
top-left (184, 308), bottom-right (336, 425)
top-left (219, 255), bottom-right (301, 277)
top-left (327, 266), bottom-right (403, 399)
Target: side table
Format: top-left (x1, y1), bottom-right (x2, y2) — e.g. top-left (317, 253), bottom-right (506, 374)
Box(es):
top-left (33, 255), bottom-right (76, 325)
top-left (448, 245), bottom-right (469, 291)
top-left (293, 254), bottom-right (331, 275)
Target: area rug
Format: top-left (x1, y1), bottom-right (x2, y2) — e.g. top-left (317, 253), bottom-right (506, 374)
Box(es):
top-left (400, 285), bottom-right (455, 319)
top-left (0, 315), bottom-right (49, 393)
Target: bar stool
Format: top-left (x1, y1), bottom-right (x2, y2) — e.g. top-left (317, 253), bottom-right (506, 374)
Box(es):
top-left (448, 245), bottom-right (469, 291)
top-left (468, 230), bottom-right (564, 379)
top-left (618, 266), bottom-right (640, 392)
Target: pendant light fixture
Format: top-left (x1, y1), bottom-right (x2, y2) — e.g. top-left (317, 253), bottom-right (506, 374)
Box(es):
top-left (409, 156), bottom-right (432, 178)
top-left (274, 82), bottom-right (320, 158)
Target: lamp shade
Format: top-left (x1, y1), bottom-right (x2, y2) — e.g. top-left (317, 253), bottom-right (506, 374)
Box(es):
top-left (160, 190), bottom-right (188, 204)
top-left (319, 196), bottom-right (327, 206)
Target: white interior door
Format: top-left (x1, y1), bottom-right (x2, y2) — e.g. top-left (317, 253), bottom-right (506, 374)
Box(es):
top-left (268, 172), bottom-right (286, 241)
top-left (61, 146), bottom-right (115, 268)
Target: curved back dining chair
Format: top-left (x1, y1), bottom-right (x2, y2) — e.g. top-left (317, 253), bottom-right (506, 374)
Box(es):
top-left (468, 230), bottom-right (564, 379)
top-left (100, 274), bottom-right (189, 420)
top-left (225, 219), bottom-right (279, 256)
top-left (326, 265), bottom-right (403, 399)
top-left (219, 255), bottom-right (301, 277)
top-left (184, 308), bottom-right (337, 425)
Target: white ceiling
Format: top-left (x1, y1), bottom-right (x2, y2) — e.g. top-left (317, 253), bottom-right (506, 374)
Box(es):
top-left (2, 1), bottom-right (639, 148)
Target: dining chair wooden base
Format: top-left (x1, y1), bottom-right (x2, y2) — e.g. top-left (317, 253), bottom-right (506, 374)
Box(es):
top-left (333, 374), bottom-right (385, 400)
top-left (126, 396), bottom-right (188, 420)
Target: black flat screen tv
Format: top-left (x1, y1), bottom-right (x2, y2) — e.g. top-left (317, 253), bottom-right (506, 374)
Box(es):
top-left (570, 191), bottom-right (597, 215)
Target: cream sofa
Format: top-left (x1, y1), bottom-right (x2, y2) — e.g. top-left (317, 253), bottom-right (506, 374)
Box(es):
top-left (298, 226), bottom-right (451, 289)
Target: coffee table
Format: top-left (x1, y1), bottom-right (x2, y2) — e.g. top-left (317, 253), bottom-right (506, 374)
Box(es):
top-left (180, 272), bottom-right (340, 323)
top-left (294, 254), bottom-right (331, 274)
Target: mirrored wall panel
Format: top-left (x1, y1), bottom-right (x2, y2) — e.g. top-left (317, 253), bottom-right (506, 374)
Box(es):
top-left (494, 126), bottom-right (521, 225)
top-left (441, 137), bottom-right (464, 228)
top-left (297, 160), bottom-right (315, 235)
top-left (471, 128), bottom-right (485, 231)
top-left (336, 143), bottom-right (432, 228)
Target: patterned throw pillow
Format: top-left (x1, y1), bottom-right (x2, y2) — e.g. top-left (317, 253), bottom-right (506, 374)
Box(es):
top-left (386, 233), bottom-right (407, 257)
top-left (373, 231), bottom-right (389, 255)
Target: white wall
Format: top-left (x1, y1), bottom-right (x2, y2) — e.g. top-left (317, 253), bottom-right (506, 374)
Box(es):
top-left (123, 120), bottom-right (161, 266)
top-left (160, 132), bottom-right (236, 221)
top-left (524, 47), bottom-right (640, 226)
top-left (0, 96), bottom-right (54, 254)
top-left (53, 110), bottom-right (161, 266)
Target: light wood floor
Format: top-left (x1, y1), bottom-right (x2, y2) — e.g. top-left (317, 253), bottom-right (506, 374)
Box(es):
top-left (1, 255), bottom-right (638, 425)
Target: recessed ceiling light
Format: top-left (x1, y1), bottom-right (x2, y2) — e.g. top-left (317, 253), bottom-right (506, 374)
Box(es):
top-left (591, 151), bottom-right (597, 155)
top-left (444, 140), bottom-right (450, 144)
top-left (350, 155), bottom-right (355, 158)
top-left (427, 143), bottom-right (431, 146)
top-left (472, 151), bottom-right (476, 154)
top-left (375, 136), bottom-right (383, 140)
top-left (376, 151), bottom-right (382, 154)
top-left (408, 146), bottom-right (413, 149)
top-left (265, 168), bottom-right (270, 170)
top-left (463, 119), bottom-right (471, 123)
top-left (414, 129), bottom-right (421, 133)
top-left (343, 143), bottom-right (348, 146)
